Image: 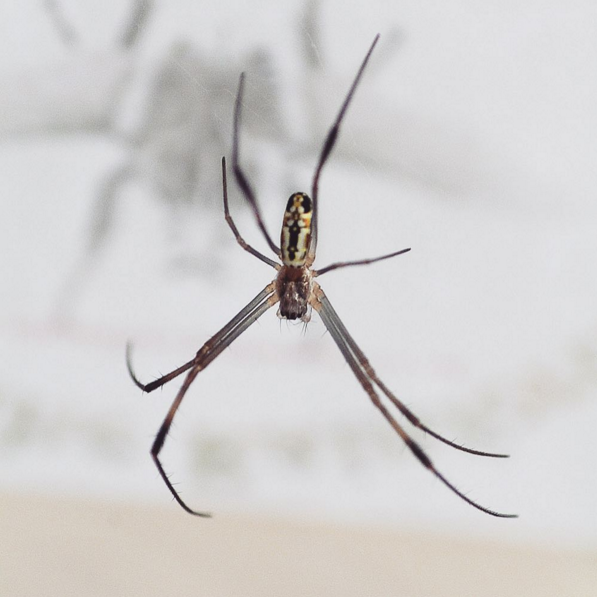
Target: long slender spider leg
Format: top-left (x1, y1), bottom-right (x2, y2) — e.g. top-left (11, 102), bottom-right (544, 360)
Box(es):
top-left (315, 247), bottom-right (411, 277)
top-left (148, 289), bottom-right (279, 516)
top-left (221, 157), bottom-right (279, 269)
top-left (308, 34), bottom-right (380, 262)
top-left (127, 284), bottom-right (276, 393)
top-left (232, 74), bottom-right (281, 258)
top-left (152, 365), bottom-right (207, 516)
top-left (318, 291), bottom-right (509, 459)
top-left (311, 285), bottom-right (516, 518)
top-left (127, 346), bottom-right (196, 392)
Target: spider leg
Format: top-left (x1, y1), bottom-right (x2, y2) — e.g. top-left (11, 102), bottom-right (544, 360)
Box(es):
top-left (127, 284), bottom-right (276, 392)
top-left (311, 285), bottom-right (517, 518)
top-left (127, 345), bottom-right (195, 393)
top-left (308, 34), bottom-right (380, 263)
top-left (315, 247), bottom-right (411, 277)
top-left (152, 365), bottom-right (207, 516)
top-left (133, 283), bottom-right (278, 516)
top-left (232, 74), bottom-right (281, 258)
top-left (319, 290), bottom-right (509, 458)
top-left (221, 157), bottom-right (279, 269)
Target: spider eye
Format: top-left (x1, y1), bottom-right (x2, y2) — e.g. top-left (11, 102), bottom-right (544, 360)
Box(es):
top-left (286, 193), bottom-right (312, 214)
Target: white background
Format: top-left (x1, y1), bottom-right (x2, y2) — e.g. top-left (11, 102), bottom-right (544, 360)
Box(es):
top-left (1, 0), bottom-right (596, 554)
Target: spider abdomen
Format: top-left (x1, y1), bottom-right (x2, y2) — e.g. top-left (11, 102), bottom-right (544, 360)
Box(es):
top-left (281, 192), bottom-right (312, 267)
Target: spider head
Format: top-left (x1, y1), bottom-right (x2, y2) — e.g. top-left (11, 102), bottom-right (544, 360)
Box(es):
top-left (276, 264), bottom-right (312, 322)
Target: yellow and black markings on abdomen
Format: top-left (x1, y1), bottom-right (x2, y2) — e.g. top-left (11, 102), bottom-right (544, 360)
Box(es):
top-left (281, 192), bottom-right (313, 267)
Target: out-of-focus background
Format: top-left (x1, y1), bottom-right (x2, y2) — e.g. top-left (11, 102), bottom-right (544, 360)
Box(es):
top-left (1, 1), bottom-right (596, 595)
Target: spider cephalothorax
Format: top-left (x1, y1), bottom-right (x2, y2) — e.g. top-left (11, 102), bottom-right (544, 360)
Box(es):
top-left (127, 34), bottom-right (516, 520)
top-left (276, 264), bottom-right (313, 321)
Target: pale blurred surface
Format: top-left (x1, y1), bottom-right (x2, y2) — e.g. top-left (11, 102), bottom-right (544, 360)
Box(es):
top-left (1, 492), bottom-right (595, 597)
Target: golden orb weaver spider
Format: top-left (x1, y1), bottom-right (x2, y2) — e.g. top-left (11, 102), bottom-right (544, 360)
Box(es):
top-left (127, 34), bottom-right (516, 519)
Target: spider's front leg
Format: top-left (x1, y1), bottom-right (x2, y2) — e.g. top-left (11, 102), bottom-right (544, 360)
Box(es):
top-left (127, 284), bottom-right (278, 515)
top-left (310, 283), bottom-right (516, 518)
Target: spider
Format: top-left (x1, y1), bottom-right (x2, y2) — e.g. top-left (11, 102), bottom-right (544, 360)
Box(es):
top-left (127, 34), bottom-right (516, 519)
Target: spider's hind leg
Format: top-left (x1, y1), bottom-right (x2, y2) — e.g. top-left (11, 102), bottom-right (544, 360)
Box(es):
top-left (231, 75), bottom-right (281, 258)
top-left (221, 157), bottom-right (279, 269)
